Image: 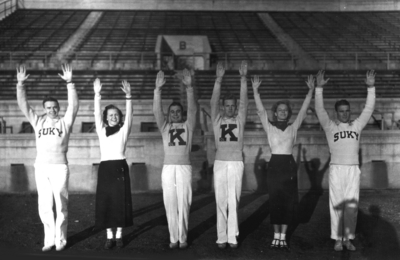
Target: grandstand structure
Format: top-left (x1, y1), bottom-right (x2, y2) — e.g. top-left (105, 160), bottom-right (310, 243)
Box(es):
top-left (1, 0), bottom-right (400, 193)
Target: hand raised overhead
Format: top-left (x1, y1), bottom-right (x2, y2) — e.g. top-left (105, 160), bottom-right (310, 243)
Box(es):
top-left (251, 75), bottom-right (262, 92)
top-left (155, 70), bottom-right (166, 89)
top-left (239, 60), bottom-right (248, 77)
top-left (365, 70), bottom-right (376, 87)
top-left (16, 64), bottom-right (29, 83)
top-left (93, 78), bottom-right (102, 94)
top-left (121, 80), bottom-right (131, 96)
top-left (306, 75), bottom-right (315, 91)
top-left (216, 62), bottom-right (225, 79)
top-left (181, 68), bottom-right (192, 87)
top-left (58, 63), bottom-right (73, 83)
top-left (316, 70), bottom-right (329, 88)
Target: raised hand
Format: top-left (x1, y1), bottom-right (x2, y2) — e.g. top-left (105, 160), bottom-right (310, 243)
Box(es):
top-left (155, 70), bottom-right (166, 89)
top-left (93, 78), bottom-right (102, 94)
top-left (16, 65), bottom-right (29, 83)
top-left (306, 75), bottom-right (315, 91)
top-left (251, 75), bottom-right (262, 92)
top-left (365, 70), bottom-right (376, 87)
top-left (58, 63), bottom-right (73, 83)
top-left (216, 62), bottom-right (225, 79)
top-left (316, 70), bottom-right (329, 88)
top-left (239, 60), bottom-right (248, 77)
top-left (181, 68), bottom-right (192, 87)
top-left (121, 80), bottom-right (131, 96)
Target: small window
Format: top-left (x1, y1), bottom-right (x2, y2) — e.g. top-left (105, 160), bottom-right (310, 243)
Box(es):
top-left (82, 122), bottom-right (95, 133)
top-left (141, 122), bottom-right (158, 132)
top-left (20, 122), bottom-right (34, 133)
top-left (179, 41), bottom-right (186, 50)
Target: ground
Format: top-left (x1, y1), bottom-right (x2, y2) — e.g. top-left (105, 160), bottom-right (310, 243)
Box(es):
top-left (1, 190), bottom-right (400, 260)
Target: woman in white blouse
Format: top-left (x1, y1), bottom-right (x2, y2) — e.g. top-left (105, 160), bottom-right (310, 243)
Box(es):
top-left (93, 78), bottom-right (133, 249)
top-left (252, 75), bottom-right (315, 251)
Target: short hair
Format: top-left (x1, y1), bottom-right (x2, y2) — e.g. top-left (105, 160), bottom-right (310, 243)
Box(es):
top-left (271, 100), bottom-right (292, 122)
top-left (42, 97), bottom-right (59, 108)
top-left (168, 102), bottom-right (184, 114)
top-left (335, 100), bottom-right (350, 112)
top-left (222, 93), bottom-right (237, 106)
top-left (102, 104), bottom-right (124, 127)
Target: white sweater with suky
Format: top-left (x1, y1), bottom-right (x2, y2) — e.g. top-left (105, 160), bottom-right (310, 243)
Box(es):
top-left (17, 82), bottom-right (79, 164)
top-left (94, 95), bottom-right (133, 161)
top-left (315, 87), bottom-right (375, 165)
top-left (254, 90), bottom-right (313, 154)
top-left (211, 77), bottom-right (248, 161)
top-left (153, 87), bottom-right (197, 165)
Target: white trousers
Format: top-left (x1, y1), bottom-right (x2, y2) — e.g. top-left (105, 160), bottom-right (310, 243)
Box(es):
top-left (34, 163), bottom-right (69, 248)
top-left (329, 164), bottom-right (360, 240)
top-left (213, 160), bottom-right (243, 244)
top-left (162, 165), bottom-right (192, 243)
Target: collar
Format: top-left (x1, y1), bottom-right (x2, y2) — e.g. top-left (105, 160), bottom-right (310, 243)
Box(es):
top-left (106, 125), bottom-right (121, 137)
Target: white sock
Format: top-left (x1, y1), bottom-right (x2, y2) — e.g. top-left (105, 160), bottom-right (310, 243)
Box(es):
top-left (274, 233), bottom-right (280, 240)
top-left (116, 228), bottom-right (122, 239)
top-left (280, 233), bottom-right (286, 241)
top-left (106, 229), bottom-right (113, 239)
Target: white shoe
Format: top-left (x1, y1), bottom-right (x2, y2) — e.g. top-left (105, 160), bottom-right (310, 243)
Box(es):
top-left (56, 243), bottom-right (66, 251)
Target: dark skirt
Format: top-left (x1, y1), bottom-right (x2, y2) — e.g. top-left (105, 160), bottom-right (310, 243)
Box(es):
top-left (95, 159), bottom-right (133, 228)
top-left (267, 154), bottom-right (299, 225)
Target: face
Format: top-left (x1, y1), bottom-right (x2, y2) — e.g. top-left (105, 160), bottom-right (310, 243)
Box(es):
top-left (336, 105), bottom-right (350, 123)
top-left (223, 99), bottom-right (236, 118)
top-left (43, 101), bottom-right (60, 119)
top-left (275, 104), bottom-right (289, 121)
top-left (169, 105), bottom-right (183, 123)
top-left (107, 108), bottom-right (120, 127)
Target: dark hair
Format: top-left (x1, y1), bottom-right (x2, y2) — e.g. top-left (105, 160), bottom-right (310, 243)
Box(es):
top-left (168, 102), bottom-right (184, 122)
top-left (271, 100), bottom-right (292, 122)
top-left (102, 105), bottom-right (124, 127)
top-left (335, 100), bottom-right (350, 112)
top-left (222, 93), bottom-right (237, 106)
top-left (42, 97), bottom-right (59, 108)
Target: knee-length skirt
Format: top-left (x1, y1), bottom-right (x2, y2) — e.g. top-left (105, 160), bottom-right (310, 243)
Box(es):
top-left (267, 154), bottom-right (298, 225)
top-left (95, 159), bottom-right (133, 228)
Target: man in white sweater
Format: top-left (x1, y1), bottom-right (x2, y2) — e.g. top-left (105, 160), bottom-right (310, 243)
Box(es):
top-left (211, 61), bottom-right (248, 249)
top-left (16, 64), bottom-right (79, 252)
top-left (315, 70), bottom-right (376, 252)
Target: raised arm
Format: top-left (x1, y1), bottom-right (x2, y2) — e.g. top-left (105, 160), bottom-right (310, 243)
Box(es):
top-left (181, 69), bottom-right (197, 129)
top-left (153, 71), bottom-right (167, 129)
top-left (16, 65), bottom-right (37, 125)
top-left (238, 61), bottom-right (249, 124)
top-left (93, 78), bottom-right (104, 131)
top-left (59, 64), bottom-right (79, 128)
top-left (314, 70), bottom-right (331, 129)
top-left (121, 80), bottom-right (133, 134)
top-left (252, 75), bottom-right (265, 113)
top-left (211, 62), bottom-right (225, 121)
top-left (357, 70), bottom-right (376, 129)
top-left (292, 75), bottom-right (315, 129)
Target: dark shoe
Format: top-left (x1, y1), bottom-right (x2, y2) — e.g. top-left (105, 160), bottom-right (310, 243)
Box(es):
top-left (279, 239), bottom-right (290, 252)
top-left (217, 243), bottom-right (227, 249)
top-left (115, 238), bottom-right (123, 248)
top-left (334, 239), bottom-right (343, 251)
top-left (169, 242), bottom-right (179, 249)
top-left (104, 239), bottom-right (114, 250)
top-left (343, 240), bottom-right (356, 251)
top-left (229, 243), bottom-right (238, 248)
top-left (270, 239), bottom-right (279, 249)
top-left (179, 242), bottom-right (188, 249)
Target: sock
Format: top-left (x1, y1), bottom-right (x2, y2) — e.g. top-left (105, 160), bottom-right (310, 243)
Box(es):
top-left (280, 233), bottom-right (286, 241)
top-left (274, 233), bottom-right (280, 240)
top-left (116, 228), bottom-right (122, 239)
top-left (106, 229), bottom-right (113, 239)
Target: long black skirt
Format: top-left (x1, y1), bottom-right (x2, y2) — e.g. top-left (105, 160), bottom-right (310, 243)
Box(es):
top-left (267, 154), bottom-right (299, 225)
top-left (95, 159), bottom-right (133, 228)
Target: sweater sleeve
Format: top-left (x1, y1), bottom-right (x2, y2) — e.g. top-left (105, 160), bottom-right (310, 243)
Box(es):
top-left (153, 88), bottom-right (166, 129)
top-left (16, 83), bottom-right (38, 127)
top-left (123, 98), bottom-right (133, 138)
top-left (315, 88), bottom-right (332, 130)
top-left (292, 90), bottom-right (313, 130)
top-left (237, 76), bottom-right (249, 125)
top-left (94, 94), bottom-right (104, 134)
top-left (210, 78), bottom-right (222, 123)
top-left (356, 87), bottom-right (375, 130)
top-left (254, 91), bottom-right (270, 133)
top-left (186, 86), bottom-right (197, 130)
top-left (63, 83), bottom-right (79, 129)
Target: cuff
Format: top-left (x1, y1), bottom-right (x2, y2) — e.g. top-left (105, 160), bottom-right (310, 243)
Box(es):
top-left (66, 83), bottom-right (75, 89)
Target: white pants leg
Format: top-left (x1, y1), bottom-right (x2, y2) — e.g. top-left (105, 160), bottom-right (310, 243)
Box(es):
top-left (214, 160), bottom-right (243, 244)
top-left (35, 164), bottom-right (69, 248)
top-left (162, 165), bottom-right (192, 243)
top-left (329, 165), bottom-right (360, 240)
